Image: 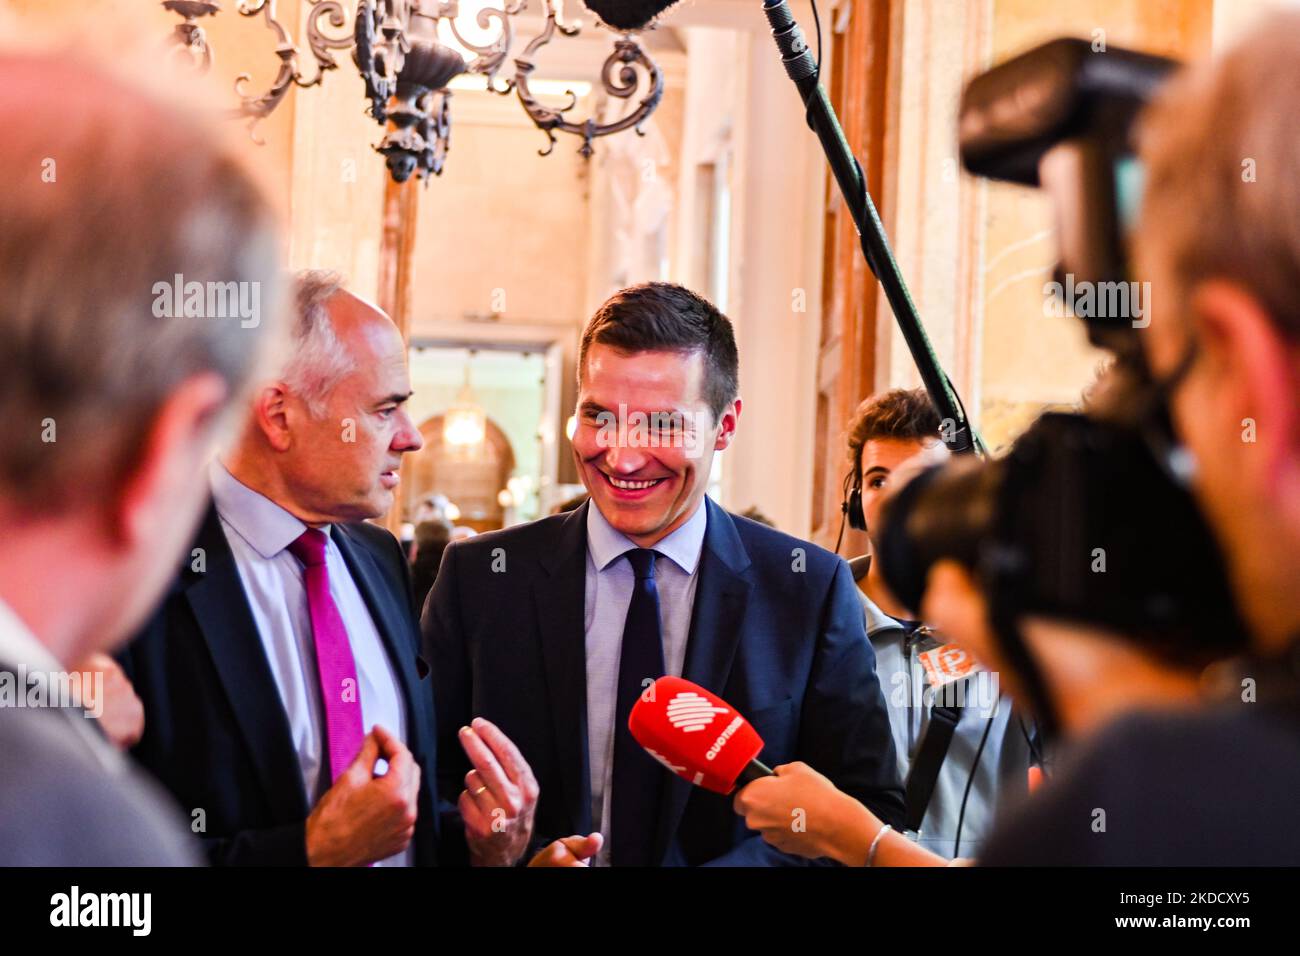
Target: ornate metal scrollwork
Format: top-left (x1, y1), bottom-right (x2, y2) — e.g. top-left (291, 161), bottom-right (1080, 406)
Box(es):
top-left (513, 0), bottom-right (663, 158)
top-left (163, 0), bottom-right (221, 72)
top-left (432, 0), bottom-right (527, 94)
top-left (222, 0), bottom-right (353, 141)
top-left (376, 36), bottom-right (465, 183)
top-left (354, 0), bottom-right (415, 123)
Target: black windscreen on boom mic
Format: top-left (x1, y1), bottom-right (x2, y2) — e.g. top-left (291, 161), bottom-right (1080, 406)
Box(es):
top-left (581, 0), bottom-right (682, 32)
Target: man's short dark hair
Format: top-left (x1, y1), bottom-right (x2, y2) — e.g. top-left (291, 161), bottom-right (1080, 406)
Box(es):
top-left (847, 388), bottom-right (941, 478)
top-left (578, 282), bottom-right (739, 422)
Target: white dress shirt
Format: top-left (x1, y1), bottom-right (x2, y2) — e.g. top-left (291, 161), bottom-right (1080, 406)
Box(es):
top-left (209, 460), bottom-right (411, 866)
top-left (584, 499), bottom-right (708, 866)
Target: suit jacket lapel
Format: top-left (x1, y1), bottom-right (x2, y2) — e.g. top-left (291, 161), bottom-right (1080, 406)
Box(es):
top-left (334, 525), bottom-right (438, 865)
top-left (533, 503), bottom-right (593, 835)
top-left (184, 506), bottom-right (309, 822)
top-left (655, 499), bottom-right (753, 861)
top-left (332, 527), bottom-right (423, 708)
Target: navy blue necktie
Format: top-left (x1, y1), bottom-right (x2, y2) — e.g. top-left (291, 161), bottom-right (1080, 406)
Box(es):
top-left (610, 548), bottom-right (668, 866)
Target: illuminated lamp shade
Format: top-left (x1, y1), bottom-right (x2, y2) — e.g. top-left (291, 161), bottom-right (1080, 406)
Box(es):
top-left (443, 363), bottom-right (486, 448)
top-left (443, 406), bottom-right (486, 446)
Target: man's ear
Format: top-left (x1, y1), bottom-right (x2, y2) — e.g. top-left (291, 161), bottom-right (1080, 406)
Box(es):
top-left (713, 398), bottom-right (742, 451)
top-left (1191, 281), bottom-right (1300, 507)
top-left (252, 382), bottom-right (295, 453)
top-left (112, 372), bottom-right (230, 548)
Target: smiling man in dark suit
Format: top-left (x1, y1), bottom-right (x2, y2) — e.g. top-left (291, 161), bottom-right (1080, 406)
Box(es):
top-left (122, 271), bottom-right (538, 867)
top-left (424, 282), bottom-right (904, 866)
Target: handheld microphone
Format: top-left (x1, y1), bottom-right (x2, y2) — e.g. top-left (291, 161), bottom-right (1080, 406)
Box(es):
top-left (628, 676), bottom-right (774, 794)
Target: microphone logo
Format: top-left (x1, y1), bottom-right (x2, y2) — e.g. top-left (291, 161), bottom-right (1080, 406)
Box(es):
top-left (666, 691), bottom-right (729, 732)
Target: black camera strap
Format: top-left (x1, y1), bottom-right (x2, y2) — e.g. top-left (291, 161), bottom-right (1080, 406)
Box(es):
top-left (904, 701), bottom-right (963, 833)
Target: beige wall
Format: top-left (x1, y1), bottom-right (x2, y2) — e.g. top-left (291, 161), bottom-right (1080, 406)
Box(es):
top-left (409, 92), bottom-right (594, 330)
top-left (1, 0), bottom-right (394, 297)
top-left (719, 14), bottom-right (824, 534)
top-left (875, 0), bottom-right (1218, 451)
top-left (1, 0), bottom-right (300, 212)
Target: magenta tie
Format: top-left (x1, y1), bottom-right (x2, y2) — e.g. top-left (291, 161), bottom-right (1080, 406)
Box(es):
top-left (288, 528), bottom-right (365, 785)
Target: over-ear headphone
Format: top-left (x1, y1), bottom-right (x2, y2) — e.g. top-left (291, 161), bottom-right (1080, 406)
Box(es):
top-left (834, 460), bottom-right (868, 555)
top-left (842, 459), bottom-right (866, 532)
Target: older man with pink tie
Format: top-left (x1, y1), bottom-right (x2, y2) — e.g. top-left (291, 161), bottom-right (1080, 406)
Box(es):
top-left (121, 271), bottom-right (541, 867)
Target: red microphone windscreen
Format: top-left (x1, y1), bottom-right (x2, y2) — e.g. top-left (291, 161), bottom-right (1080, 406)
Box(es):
top-left (628, 676), bottom-right (765, 794)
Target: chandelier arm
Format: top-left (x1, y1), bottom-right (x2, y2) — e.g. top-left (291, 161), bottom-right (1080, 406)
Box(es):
top-left (513, 2), bottom-right (664, 159)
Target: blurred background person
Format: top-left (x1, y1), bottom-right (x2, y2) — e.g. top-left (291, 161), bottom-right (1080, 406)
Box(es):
top-left (550, 491), bottom-right (590, 515)
top-left (402, 494), bottom-right (456, 560)
top-left (842, 387), bottom-right (1030, 859)
top-left (410, 517), bottom-right (453, 613)
top-left (121, 271), bottom-right (540, 867)
top-left (0, 49), bottom-right (285, 865)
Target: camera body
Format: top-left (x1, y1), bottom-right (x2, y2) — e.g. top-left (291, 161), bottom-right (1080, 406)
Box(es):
top-left (878, 412), bottom-right (1250, 736)
top-left (958, 38), bottom-right (1178, 355)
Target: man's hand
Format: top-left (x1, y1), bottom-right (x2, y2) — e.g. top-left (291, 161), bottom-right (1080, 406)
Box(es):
top-left (76, 653), bottom-right (144, 750)
top-left (732, 761), bottom-right (873, 865)
top-left (305, 725), bottom-right (420, 867)
top-left (458, 717), bottom-right (540, 867)
top-left (527, 833), bottom-right (602, 867)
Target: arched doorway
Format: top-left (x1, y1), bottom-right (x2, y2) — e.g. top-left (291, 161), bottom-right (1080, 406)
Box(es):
top-left (404, 414), bottom-right (516, 532)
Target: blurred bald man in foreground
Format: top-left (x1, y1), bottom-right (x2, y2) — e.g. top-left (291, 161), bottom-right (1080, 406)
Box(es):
top-left (0, 51), bottom-right (287, 864)
top-left (122, 272), bottom-right (541, 867)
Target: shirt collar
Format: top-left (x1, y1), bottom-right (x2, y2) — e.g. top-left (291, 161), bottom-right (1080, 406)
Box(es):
top-left (209, 459), bottom-right (327, 559)
top-left (0, 595), bottom-right (61, 673)
top-left (586, 497), bottom-right (708, 576)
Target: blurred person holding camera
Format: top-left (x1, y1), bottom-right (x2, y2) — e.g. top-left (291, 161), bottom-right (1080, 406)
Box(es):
top-left (975, 8), bottom-right (1300, 865)
top-left (735, 408), bottom-right (1248, 866)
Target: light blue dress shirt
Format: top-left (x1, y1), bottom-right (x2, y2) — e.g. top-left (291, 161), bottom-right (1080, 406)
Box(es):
top-left (584, 499), bottom-right (708, 866)
top-left (209, 460), bottom-right (411, 866)
top-left (855, 558), bottom-right (1029, 860)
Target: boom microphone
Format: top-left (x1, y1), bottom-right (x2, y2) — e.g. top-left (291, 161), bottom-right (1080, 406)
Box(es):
top-left (628, 676), bottom-right (774, 794)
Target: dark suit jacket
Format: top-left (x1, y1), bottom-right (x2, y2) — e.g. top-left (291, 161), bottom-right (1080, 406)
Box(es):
top-left (121, 505), bottom-right (459, 866)
top-left (422, 498), bottom-right (904, 866)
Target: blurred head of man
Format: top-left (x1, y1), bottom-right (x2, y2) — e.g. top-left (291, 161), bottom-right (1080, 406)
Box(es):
top-left (1136, 11), bottom-right (1300, 650)
top-left (222, 271), bottom-right (423, 525)
top-left (571, 282), bottom-right (740, 547)
top-left (0, 51), bottom-right (285, 665)
top-left (846, 388), bottom-right (950, 552)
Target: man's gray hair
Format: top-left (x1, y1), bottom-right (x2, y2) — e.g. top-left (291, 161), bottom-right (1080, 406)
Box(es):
top-left (281, 269), bottom-right (357, 418)
top-left (0, 51), bottom-right (286, 511)
top-left (1139, 9), bottom-right (1300, 342)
